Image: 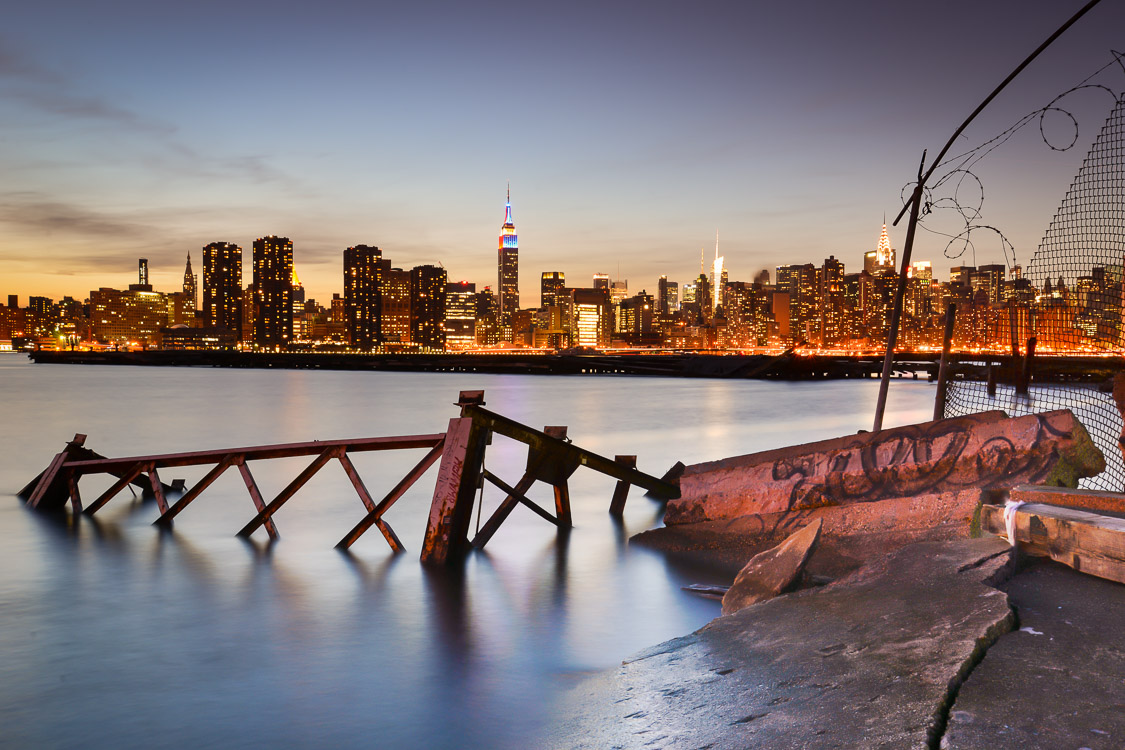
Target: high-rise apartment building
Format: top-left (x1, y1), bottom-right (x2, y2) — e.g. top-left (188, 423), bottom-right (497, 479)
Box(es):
top-left (202, 242), bottom-right (242, 337)
top-left (776, 263), bottom-right (817, 342)
top-left (541, 272), bottom-right (565, 309)
top-left (252, 235), bottom-right (294, 349)
top-left (381, 267), bottom-right (411, 344)
top-left (498, 188), bottom-right (519, 341)
top-left (445, 281), bottom-right (477, 350)
top-left (475, 288), bottom-right (500, 347)
top-left (571, 288), bottom-right (611, 348)
top-left (820, 256), bottom-right (845, 346)
top-left (343, 244), bottom-right (383, 350)
top-left (411, 264), bottom-right (447, 351)
top-left (657, 276), bottom-right (678, 314)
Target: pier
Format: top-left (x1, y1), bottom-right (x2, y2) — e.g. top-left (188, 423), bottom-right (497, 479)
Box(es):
top-left (20, 390), bottom-right (679, 561)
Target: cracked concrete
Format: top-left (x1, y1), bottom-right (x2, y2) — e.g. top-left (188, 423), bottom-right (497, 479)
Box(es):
top-left (943, 558), bottom-right (1125, 749)
top-left (548, 538), bottom-right (1015, 749)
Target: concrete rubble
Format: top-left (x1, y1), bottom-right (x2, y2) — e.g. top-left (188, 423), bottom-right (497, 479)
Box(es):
top-left (547, 408), bottom-right (1125, 748)
top-left (721, 519), bottom-right (821, 616)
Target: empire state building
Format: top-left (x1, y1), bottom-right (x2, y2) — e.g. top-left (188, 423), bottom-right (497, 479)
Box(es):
top-left (498, 187), bottom-right (519, 342)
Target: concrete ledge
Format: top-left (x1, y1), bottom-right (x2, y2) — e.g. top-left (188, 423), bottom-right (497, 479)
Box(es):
top-left (666, 409), bottom-right (1104, 524)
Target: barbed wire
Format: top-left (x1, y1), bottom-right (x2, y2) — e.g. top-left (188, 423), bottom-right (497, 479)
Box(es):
top-left (904, 51), bottom-right (1125, 272)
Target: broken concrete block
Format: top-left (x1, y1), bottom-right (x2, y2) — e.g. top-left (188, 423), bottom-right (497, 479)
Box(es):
top-left (636, 489), bottom-right (985, 578)
top-left (1009, 484), bottom-right (1125, 515)
top-left (721, 519), bottom-right (821, 616)
top-left (665, 409), bottom-right (1104, 525)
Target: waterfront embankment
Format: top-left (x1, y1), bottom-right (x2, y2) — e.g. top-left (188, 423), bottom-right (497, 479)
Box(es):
top-left (25, 348), bottom-right (1125, 382)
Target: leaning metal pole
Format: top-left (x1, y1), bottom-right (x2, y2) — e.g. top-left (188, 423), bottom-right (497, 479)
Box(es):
top-left (872, 153), bottom-right (925, 432)
top-left (872, 0), bottom-right (1105, 432)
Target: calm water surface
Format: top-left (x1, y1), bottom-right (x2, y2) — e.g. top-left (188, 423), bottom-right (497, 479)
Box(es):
top-left (0, 355), bottom-right (935, 748)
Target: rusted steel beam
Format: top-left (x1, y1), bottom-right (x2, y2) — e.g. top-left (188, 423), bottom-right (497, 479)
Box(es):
top-left (26, 434), bottom-right (86, 509)
top-left (237, 447), bottom-right (339, 538)
top-left (609, 455), bottom-right (638, 517)
top-left (335, 439), bottom-right (445, 551)
top-left (237, 459), bottom-right (278, 540)
top-left (526, 426), bottom-right (580, 485)
top-left (66, 470), bottom-right (83, 513)
top-left (84, 462), bottom-right (147, 516)
top-left (462, 405), bottom-right (678, 499)
top-left (422, 417), bottom-right (489, 564)
top-left (471, 469), bottom-right (540, 550)
top-left (148, 465), bottom-right (169, 516)
top-left (154, 455), bottom-right (236, 526)
top-left (337, 453), bottom-right (376, 512)
top-left (553, 482), bottom-right (572, 528)
top-left (484, 469), bottom-right (559, 525)
top-left (60, 434), bottom-right (445, 473)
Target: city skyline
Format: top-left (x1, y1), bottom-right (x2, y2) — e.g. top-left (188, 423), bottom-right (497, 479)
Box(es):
top-left (2, 1), bottom-right (1125, 305)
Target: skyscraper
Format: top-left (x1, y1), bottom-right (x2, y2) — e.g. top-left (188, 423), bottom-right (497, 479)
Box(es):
top-left (203, 241), bottom-right (242, 337)
top-left (252, 235), bottom-right (294, 349)
top-left (711, 232), bottom-right (725, 313)
top-left (343, 244), bottom-right (383, 350)
top-left (411, 264), bottom-right (447, 351)
top-left (498, 187), bottom-right (519, 342)
top-left (541, 271), bottom-right (565, 309)
top-left (658, 276), bottom-right (678, 314)
top-left (381, 267), bottom-right (411, 344)
top-left (445, 281), bottom-right (477, 350)
top-left (182, 252), bottom-right (197, 314)
top-left (873, 223), bottom-right (896, 272)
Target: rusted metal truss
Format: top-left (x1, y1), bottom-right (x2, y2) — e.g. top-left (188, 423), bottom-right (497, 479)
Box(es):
top-left (22, 391), bottom-right (680, 563)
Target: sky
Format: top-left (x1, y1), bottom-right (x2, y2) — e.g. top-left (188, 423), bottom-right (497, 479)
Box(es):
top-left (2, 0), bottom-right (1124, 308)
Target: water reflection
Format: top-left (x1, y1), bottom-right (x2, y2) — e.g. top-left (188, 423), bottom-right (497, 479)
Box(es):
top-left (0, 358), bottom-right (937, 748)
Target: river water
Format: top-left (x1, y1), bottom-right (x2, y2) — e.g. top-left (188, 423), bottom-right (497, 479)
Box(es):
top-left (0, 355), bottom-right (935, 748)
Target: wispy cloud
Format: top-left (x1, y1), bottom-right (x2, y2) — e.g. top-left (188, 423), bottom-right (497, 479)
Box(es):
top-left (0, 37), bottom-right (172, 134)
top-left (0, 191), bottom-right (153, 239)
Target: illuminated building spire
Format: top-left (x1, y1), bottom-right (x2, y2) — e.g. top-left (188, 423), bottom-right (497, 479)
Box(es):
top-left (498, 186), bottom-right (519, 341)
top-left (711, 230), bottom-right (724, 313)
top-left (183, 251), bottom-right (197, 312)
top-left (876, 222), bottom-right (894, 268)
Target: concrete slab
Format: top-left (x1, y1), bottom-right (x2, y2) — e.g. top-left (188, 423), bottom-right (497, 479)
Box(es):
top-left (547, 538), bottom-right (1014, 749)
top-left (666, 409), bottom-right (1104, 524)
top-left (943, 559), bottom-right (1125, 750)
